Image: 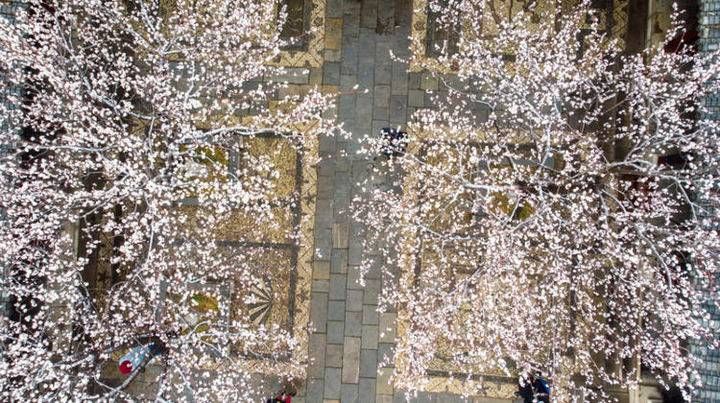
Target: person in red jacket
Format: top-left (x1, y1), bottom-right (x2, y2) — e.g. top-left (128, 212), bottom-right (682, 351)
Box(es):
top-left (266, 388), bottom-right (294, 403)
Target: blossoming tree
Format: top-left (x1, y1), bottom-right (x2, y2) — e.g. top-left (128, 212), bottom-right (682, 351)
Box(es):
top-left (0, 1), bottom-right (334, 400)
top-left (355, 0), bottom-right (720, 400)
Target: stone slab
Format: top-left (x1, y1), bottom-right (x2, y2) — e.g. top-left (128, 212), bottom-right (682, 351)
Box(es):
top-left (324, 368), bottom-right (342, 399)
top-left (328, 300), bottom-right (346, 321)
top-left (329, 273), bottom-right (348, 301)
top-left (379, 313), bottom-right (397, 343)
top-left (327, 321), bottom-right (345, 344)
top-left (313, 260), bottom-right (331, 280)
top-left (326, 18), bottom-right (344, 50)
top-left (332, 222), bottom-right (349, 248)
top-left (360, 348), bottom-right (378, 378)
top-left (326, 344), bottom-right (343, 368)
top-left (360, 377), bottom-right (378, 403)
top-left (361, 325), bottom-right (379, 349)
top-left (363, 305), bottom-right (379, 325)
top-left (345, 311), bottom-right (363, 337)
top-left (347, 289), bottom-right (364, 312)
top-left (310, 292), bottom-right (329, 333)
top-left (341, 337), bottom-right (362, 384)
top-left (341, 384), bottom-right (360, 403)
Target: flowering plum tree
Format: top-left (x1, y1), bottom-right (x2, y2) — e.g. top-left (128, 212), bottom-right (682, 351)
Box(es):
top-left (355, 0), bottom-right (720, 400)
top-left (0, 1), bottom-right (334, 400)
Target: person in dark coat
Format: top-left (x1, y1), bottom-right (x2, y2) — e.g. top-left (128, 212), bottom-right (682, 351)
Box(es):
top-left (517, 376), bottom-right (534, 403)
top-left (533, 374), bottom-right (551, 403)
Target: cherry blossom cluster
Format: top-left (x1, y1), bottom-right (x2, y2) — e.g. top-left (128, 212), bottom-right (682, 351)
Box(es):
top-left (0, 1), bottom-right (334, 400)
top-left (355, 1), bottom-right (720, 400)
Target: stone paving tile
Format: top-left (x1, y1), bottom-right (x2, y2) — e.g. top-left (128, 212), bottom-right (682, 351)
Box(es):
top-left (360, 377), bottom-right (378, 403)
top-left (327, 320), bottom-right (345, 344)
top-left (360, 349), bottom-right (378, 378)
top-left (315, 199), bottom-right (333, 227)
top-left (362, 325), bottom-right (379, 349)
top-left (363, 279), bottom-right (381, 305)
top-left (376, 368), bottom-right (393, 396)
top-left (342, 43), bottom-right (359, 75)
top-left (326, 344), bottom-right (343, 368)
top-left (331, 249), bottom-right (348, 274)
top-left (357, 92), bottom-right (374, 119)
top-left (379, 313), bottom-right (397, 343)
top-left (344, 0), bottom-right (361, 21)
top-left (326, 18), bottom-right (343, 50)
top-left (373, 106), bottom-right (389, 121)
top-left (318, 134), bottom-right (336, 156)
top-left (335, 154), bottom-right (352, 173)
top-left (375, 61), bottom-right (392, 85)
top-left (424, 91), bottom-right (438, 109)
top-left (339, 94), bottom-right (356, 120)
top-left (324, 367), bottom-right (342, 399)
top-left (408, 72), bottom-right (422, 89)
top-left (361, 0), bottom-right (378, 29)
top-left (333, 179), bottom-right (350, 199)
top-left (362, 305), bottom-right (379, 325)
top-left (358, 28), bottom-right (376, 55)
top-left (310, 292), bottom-right (328, 333)
top-left (308, 333), bottom-right (326, 378)
top-left (342, 383), bottom-right (360, 403)
top-left (328, 300), bottom-right (346, 321)
top-left (348, 242), bottom-right (364, 266)
top-left (408, 89), bottom-right (425, 107)
top-left (313, 260), bottom-right (331, 280)
top-left (343, 11), bottom-right (360, 39)
top-left (357, 62), bottom-right (375, 90)
top-left (326, 0), bottom-right (343, 18)
top-left (340, 74), bottom-right (357, 91)
top-left (306, 378), bottom-right (324, 403)
top-left (374, 85), bottom-right (391, 107)
top-left (345, 310), bottom-right (363, 337)
top-left (420, 74), bottom-right (439, 91)
top-left (347, 266), bottom-right (364, 290)
top-left (342, 337), bottom-right (362, 384)
top-left (391, 62), bottom-right (408, 95)
top-left (375, 39), bottom-right (392, 56)
top-left (347, 289), bottom-right (364, 312)
top-left (313, 279), bottom-right (330, 293)
top-left (324, 49), bottom-right (341, 63)
top-left (329, 274), bottom-right (347, 301)
top-left (389, 95), bottom-right (407, 124)
top-left (377, 343), bottom-right (395, 366)
top-left (332, 222), bottom-right (349, 248)
top-left (314, 227), bottom-right (332, 253)
top-left (323, 62), bottom-right (341, 86)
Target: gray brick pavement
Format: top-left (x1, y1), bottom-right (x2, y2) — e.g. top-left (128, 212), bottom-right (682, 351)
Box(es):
top-left (299, 1), bottom-right (516, 402)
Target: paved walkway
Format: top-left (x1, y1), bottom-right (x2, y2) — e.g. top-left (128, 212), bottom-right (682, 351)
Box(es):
top-left (298, 1), bottom-right (515, 402)
top-left (301, 0), bottom-right (410, 402)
